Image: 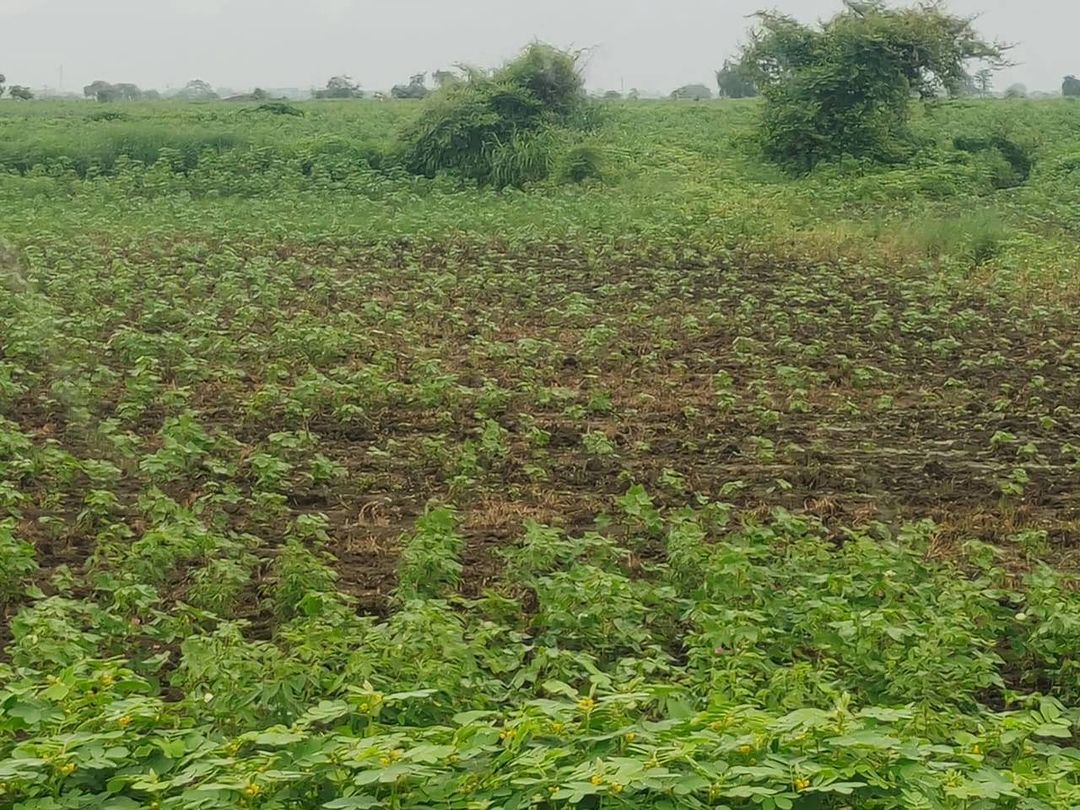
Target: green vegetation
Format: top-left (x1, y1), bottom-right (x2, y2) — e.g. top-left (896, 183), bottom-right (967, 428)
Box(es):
top-left (715, 60), bottom-right (757, 99)
top-left (742, 2), bottom-right (1006, 171)
top-left (400, 43), bottom-right (590, 189)
top-left (316, 76), bottom-right (365, 100)
top-left (391, 74), bottom-right (431, 100)
top-left (2, 18), bottom-right (1080, 809)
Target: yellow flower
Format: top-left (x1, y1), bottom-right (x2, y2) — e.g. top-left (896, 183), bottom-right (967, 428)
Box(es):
top-left (359, 703), bottom-right (370, 713)
top-left (59, 762), bottom-right (77, 776)
top-left (244, 782), bottom-right (262, 797)
top-left (610, 783), bottom-right (624, 794)
top-left (99, 674), bottom-right (115, 687)
top-left (624, 732), bottom-right (637, 743)
top-left (577, 697), bottom-right (596, 713)
top-left (499, 727), bottom-right (516, 741)
top-left (548, 785), bottom-right (558, 794)
top-left (549, 721), bottom-right (565, 734)
top-left (971, 744), bottom-right (982, 755)
top-left (794, 777), bottom-right (811, 792)
top-left (590, 774), bottom-right (605, 786)
top-left (737, 744), bottom-right (753, 754)
top-left (118, 715), bottom-right (132, 728)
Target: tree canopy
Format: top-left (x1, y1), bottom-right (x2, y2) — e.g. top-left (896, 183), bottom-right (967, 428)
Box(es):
top-left (175, 79), bottom-right (218, 101)
top-left (315, 76), bottom-right (363, 99)
top-left (84, 81), bottom-right (148, 102)
top-left (391, 73), bottom-right (429, 100)
top-left (741, 0), bottom-right (1007, 171)
top-left (1064, 75), bottom-right (1080, 98)
top-left (715, 60), bottom-right (757, 98)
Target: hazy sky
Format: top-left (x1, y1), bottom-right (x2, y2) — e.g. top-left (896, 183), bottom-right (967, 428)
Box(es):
top-left (0, 0), bottom-right (1071, 94)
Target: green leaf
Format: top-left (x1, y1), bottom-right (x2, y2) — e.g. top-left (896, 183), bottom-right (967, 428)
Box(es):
top-left (298, 700), bottom-right (350, 726)
top-left (817, 781), bottom-right (867, 794)
top-left (828, 731), bottom-right (902, 749)
top-left (405, 744), bottom-right (455, 764)
top-left (453, 710), bottom-right (496, 725)
top-left (1032, 724), bottom-right (1071, 738)
top-left (250, 730), bottom-right (306, 746)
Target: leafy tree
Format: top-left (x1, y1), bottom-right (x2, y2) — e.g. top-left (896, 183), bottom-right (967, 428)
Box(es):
top-left (602, 90), bottom-right (622, 100)
top-left (670, 83), bottom-right (713, 100)
top-left (1004, 83), bottom-right (1027, 99)
top-left (741, 0), bottom-right (1007, 171)
top-left (715, 59), bottom-right (757, 98)
top-left (1063, 75), bottom-right (1080, 98)
top-left (391, 73), bottom-right (430, 100)
top-left (8, 85), bottom-right (33, 100)
top-left (315, 75), bottom-right (363, 99)
top-left (84, 80), bottom-right (144, 102)
top-left (114, 83), bottom-right (143, 101)
top-left (0, 73), bottom-right (5, 98)
top-left (974, 68), bottom-right (994, 97)
top-left (85, 80), bottom-right (116, 102)
top-left (176, 79), bottom-right (218, 101)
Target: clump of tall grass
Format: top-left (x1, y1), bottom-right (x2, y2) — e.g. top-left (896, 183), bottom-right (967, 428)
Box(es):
top-left (558, 142), bottom-right (606, 183)
top-left (400, 42), bottom-right (591, 189)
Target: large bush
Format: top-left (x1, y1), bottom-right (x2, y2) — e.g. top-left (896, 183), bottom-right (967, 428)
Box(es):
top-left (742, 1), bottom-right (1005, 172)
top-left (400, 43), bottom-right (587, 188)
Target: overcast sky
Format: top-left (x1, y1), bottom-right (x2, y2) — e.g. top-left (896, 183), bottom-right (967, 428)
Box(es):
top-left (0, 0), bottom-right (1071, 95)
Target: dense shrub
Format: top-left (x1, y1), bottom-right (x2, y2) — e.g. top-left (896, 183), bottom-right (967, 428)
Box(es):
top-left (558, 142), bottom-right (605, 183)
top-left (954, 134), bottom-right (1034, 188)
top-left (400, 43), bottom-right (586, 188)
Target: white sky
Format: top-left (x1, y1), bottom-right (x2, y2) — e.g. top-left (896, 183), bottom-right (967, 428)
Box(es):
top-left (0, 0), bottom-right (1070, 94)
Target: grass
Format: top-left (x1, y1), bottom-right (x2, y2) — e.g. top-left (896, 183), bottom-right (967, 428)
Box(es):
top-left (0, 97), bottom-right (1079, 808)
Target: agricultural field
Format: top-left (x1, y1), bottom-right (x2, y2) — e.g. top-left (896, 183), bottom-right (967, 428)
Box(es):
top-left (1, 96), bottom-right (1080, 809)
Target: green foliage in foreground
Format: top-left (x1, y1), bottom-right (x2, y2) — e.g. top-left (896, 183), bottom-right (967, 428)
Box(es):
top-left (3, 505), bottom-right (1080, 809)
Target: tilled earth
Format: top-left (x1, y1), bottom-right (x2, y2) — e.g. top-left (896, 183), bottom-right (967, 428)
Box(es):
top-left (3, 239), bottom-right (1079, 631)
